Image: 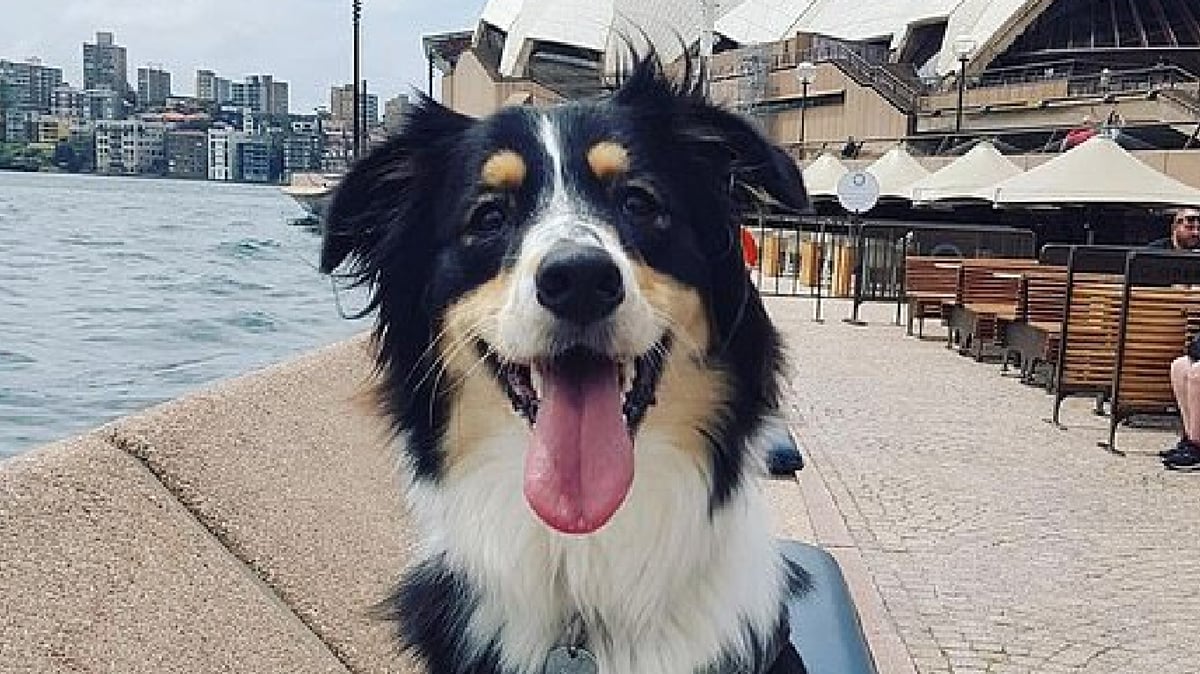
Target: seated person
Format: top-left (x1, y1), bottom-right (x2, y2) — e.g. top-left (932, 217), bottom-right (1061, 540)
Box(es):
top-left (1148, 207), bottom-right (1200, 251)
top-left (1165, 337), bottom-right (1200, 469)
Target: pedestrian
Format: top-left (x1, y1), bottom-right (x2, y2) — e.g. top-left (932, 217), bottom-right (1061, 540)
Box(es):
top-left (1154, 208), bottom-right (1200, 468)
top-left (1147, 207), bottom-right (1200, 250)
top-left (1163, 334), bottom-right (1200, 469)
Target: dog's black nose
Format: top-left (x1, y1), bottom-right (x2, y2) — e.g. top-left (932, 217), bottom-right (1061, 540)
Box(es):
top-left (536, 246), bottom-right (624, 324)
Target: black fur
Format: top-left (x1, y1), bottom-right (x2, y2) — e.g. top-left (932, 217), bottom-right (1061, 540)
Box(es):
top-left (323, 51), bottom-right (809, 674)
top-left (383, 554), bottom-right (808, 674)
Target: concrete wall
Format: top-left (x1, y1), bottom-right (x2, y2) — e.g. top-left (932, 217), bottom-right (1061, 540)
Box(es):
top-left (446, 51), bottom-right (563, 118)
top-left (0, 336), bottom-right (421, 674)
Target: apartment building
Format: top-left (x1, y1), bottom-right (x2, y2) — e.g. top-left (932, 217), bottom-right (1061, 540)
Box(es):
top-left (94, 119), bottom-right (165, 175)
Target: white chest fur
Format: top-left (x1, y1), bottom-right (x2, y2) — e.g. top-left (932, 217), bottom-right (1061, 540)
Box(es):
top-left (406, 417), bottom-right (786, 674)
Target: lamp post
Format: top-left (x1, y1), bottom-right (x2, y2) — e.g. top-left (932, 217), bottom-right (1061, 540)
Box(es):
top-left (352, 0), bottom-right (362, 162)
top-left (953, 36), bottom-right (976, 134)
top-left (795, 61), bottom-right (816, 161)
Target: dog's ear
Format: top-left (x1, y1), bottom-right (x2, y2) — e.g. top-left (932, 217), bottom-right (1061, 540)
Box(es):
top-left (320, 96), bottom-right (473, 279)
top-left (676, 105), bottom-right (810, 214)
top-left (614, 54), bottom-right (809, 214)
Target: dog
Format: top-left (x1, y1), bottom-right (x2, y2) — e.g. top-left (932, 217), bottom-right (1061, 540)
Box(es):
top-left (321, 53), bottom-right (811, 674)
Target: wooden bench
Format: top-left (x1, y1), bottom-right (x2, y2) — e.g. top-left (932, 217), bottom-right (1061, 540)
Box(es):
top-left (942, 258), bottom-right (1041, 359)
top-left (1104, 251), bottom-right (1200, 450)
top-left (1051, 278), bottom-right (1124, 425)
top-left (903, 256), bottom-right (960, 338)
top-left (1002, 268), bottom-right (1067, 384)
top-left (1049, 246), bottom-right (1138, 426)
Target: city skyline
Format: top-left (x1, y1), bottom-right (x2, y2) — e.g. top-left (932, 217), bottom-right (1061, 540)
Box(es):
top-left (0, 0), bottom-right (482, 112)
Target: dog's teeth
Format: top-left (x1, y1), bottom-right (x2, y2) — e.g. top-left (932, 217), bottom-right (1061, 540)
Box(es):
top-left (530, 367), bottom-right (542, 396)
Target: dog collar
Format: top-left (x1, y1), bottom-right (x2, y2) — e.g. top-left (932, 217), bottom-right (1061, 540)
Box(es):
top-left (543, 614), bottom-right (791, 674)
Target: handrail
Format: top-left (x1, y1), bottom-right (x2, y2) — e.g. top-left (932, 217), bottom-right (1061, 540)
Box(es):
top-left (928, 61), bottom-right (1200, 96)
top-left (802, 44), bottom-right (920, 114)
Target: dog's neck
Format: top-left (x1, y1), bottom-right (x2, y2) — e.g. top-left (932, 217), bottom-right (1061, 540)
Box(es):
top-left (410, 427), bottom-right (787, 673)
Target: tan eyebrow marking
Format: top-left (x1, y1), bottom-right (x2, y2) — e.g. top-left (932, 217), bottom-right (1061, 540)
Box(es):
top-left (587, 141), bottom-right (630, 180)
top-left (481, 150), bottom-right (526, 189)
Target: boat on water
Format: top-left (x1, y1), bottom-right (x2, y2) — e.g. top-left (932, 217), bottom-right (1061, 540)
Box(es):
top-left (281, 172), bottom-right (340, 219)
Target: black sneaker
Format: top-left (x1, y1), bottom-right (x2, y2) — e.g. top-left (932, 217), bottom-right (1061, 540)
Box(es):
top-left (1161, 439), bottom-right (1195, 459)
top-left (1163, 445), bottom-right (1200, 470)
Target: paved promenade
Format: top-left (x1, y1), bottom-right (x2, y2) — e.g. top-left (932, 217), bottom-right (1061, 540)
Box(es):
top-left (4, 301), bottom-right (1198, 673)
top-left (767, 297), bottom-right (1200, 674)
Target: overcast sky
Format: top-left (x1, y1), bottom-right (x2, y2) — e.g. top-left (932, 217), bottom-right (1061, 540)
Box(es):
top-left (0, 0), bottom-right (484, 112)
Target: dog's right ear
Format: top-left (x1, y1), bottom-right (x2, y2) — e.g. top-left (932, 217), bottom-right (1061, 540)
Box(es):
top-left (320, 96), bottom-right (473, 279)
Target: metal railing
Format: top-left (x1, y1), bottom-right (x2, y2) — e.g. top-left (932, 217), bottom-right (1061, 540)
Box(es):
top-left (743, 213), bottom-right (1036, 324)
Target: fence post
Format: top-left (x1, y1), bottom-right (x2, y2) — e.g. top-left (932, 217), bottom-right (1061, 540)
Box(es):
top-left (813, 221), bottom-right (825, 323)
top-left (845, 218), bottom-right (867, 325)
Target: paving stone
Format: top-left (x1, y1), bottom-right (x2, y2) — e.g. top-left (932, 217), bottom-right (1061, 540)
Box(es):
top-left (767, 298), bottom-right (1200, 673)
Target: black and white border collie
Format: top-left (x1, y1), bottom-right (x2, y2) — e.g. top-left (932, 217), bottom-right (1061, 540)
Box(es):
top-left (321, 53), bottom-right (811, 674)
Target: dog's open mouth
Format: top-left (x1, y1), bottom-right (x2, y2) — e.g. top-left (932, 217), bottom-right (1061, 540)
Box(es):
top-left (480, 337), bottom-right (670, 535)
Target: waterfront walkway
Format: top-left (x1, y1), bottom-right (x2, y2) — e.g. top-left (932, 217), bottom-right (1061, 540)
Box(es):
top-left (4, 300), bottom-right (1199, 673)
top-left (767, 297), bottom-right (1200, 674)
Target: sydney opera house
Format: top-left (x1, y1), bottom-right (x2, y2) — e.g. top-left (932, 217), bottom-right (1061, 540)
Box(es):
top-left (423, 0), bottom-right (1200, 192)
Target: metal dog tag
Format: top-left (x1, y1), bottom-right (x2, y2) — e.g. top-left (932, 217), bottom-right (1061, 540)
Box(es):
top-left (544, 645), bottom-right (598, 674)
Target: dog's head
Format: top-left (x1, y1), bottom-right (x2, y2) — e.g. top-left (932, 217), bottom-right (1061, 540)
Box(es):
top-left (322, 54), bottom-right (807, 535)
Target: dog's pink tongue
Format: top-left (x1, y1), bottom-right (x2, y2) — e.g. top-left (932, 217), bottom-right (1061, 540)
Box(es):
top-left (525, 359), bottom-right (633, 534)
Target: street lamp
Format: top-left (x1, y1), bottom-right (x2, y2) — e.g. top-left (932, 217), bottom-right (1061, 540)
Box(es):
top-left (795, 61), bottom-right (816, 160)
top-left (352, 0), bottom-right (362, 162)
top-left (953, 36), bottom-right (976, 134)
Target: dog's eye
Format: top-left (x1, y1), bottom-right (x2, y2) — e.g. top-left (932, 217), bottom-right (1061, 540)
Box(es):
top-left (620, 186), bottom-right (666, 230)
top-left (468, 201), bottom-right (508, 233)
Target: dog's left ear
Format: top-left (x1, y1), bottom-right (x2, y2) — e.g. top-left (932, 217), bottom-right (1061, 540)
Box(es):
top-left (320, 96), bottom-right (473, 279)
top-left (677, 103), bottom-right (811, 213)
top-left (614, 54), bottom-right (809, 213)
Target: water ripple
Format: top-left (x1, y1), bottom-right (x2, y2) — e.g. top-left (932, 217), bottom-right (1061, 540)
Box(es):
top-left (0, 172), bottom-right (363, 457)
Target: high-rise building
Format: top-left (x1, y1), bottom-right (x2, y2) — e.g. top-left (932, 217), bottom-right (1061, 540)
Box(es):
top-left (165, 130), bottom-right (209, 179)
top-left (235, 136), bottom-right (273, 182)
top-left (382, 93), bottom-right (411, 134)
top-left (196, 69), bottom-right (216, 101)
top-left (82, 88), bottom-right (121, 121)
top-left (215, 77), bottom-right (232, 105)
top-left (83, 32), bottom-right (129, 97)
top-left (196, 70), bottom-right (233, 105)
top-left (330, 83), bottom-right (378, 127)
top-left (270, 81), bottom-right (289, 115)
top-left (3, 109), bottom-right (34, 143)
top-left (137, 67), bottom-right (172, 110)
top-left (330, 84), bottom-right (355, 122)
top-left (51, 85), bottom-right (86, 119)
top-left (94, 119), bottom-right (165, 175)
top-left (207, 125), bottom-right (235, 181)
top-left (230, 75), bottom-right (289, 115)
top-left (0, 59), bottom-right (64, 113)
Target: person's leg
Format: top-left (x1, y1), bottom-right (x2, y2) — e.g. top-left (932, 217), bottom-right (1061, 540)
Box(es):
top-left (1184, 361), bottom-right (1200, 443)
top-left (1171, 355), bottom-right (1193, 440)
top-left (1166, 361), bottom-right (1200, 468)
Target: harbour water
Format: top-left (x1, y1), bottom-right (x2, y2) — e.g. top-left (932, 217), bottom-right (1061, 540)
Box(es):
top-left (0, 172), bottom-right (370, 457)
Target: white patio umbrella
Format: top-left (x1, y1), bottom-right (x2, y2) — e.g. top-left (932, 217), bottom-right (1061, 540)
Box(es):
top-left (991, 136), bottom-right (1200, 207)
top-left (864, 145), bottom-right (931, 201)
top-left (910, 141), bottom-right (1023, 204)
top-left (801, 153), bottom-right (849, 199)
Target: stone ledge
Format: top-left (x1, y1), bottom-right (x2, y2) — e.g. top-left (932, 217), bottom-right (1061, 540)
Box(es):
top-left (0, 435), bottom-right (350, 674)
